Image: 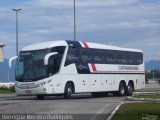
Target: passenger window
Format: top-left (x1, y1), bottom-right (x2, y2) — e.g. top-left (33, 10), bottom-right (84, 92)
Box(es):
top-left (65, 48), bottom-right (79, 66)
top-left (128, 52), bottom-right (135, 65)
top-left (105, 50), bottom-right (116, 64)
top-left (94, 49), bottom-right (105, 64)
top-left (79, 48), bottom-right (93, 63)
top-left (136, 52), bottom-right (143, 65)
top-left (117, 51), bottom-right (128, 64)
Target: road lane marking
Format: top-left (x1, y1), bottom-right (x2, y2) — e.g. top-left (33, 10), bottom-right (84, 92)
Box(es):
top-left (90, 104), bottom-right (109, 120)
top-left (107, 102), bottom-right (124, 120)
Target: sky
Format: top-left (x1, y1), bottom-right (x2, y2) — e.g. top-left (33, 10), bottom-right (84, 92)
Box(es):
top-left (0, 0), bottom-right (160, 61)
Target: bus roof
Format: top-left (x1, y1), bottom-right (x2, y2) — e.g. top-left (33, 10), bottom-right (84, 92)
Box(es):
top-left (22, 40), bottom-right (67, 51)
top-left (83, 42), bottom-right (142, 52)
top-left (22, 40), bottom-right (142, 53)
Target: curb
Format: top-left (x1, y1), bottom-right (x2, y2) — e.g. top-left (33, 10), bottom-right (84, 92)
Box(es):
top-left (126, 96), bottom-right (160, 102)
top-left (107, 102), bottom-right (123, 120)
top-left (133, 91), bottom-right (160, 95)
top-left (128, 91), bottom-right (160, 102)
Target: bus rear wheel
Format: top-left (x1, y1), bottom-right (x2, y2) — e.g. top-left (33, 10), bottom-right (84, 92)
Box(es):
top-left (118, 82), bottom-right (126, 96)
top-left (64, 83), bottom-right (73, 99)
top-left (126, 82), bottom-right (133, 96)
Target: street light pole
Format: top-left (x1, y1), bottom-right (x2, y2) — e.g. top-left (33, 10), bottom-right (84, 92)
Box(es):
top-left (73, 0), bottom-right (76, 41)
top-left (12, 9), bottom-right (21, 56)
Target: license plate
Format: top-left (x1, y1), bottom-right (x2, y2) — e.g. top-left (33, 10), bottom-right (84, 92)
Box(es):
top-left (25, 90), bottom-right (31, 94)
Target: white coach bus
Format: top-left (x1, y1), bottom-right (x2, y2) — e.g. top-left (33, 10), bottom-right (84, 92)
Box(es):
top-left (10, 40), bottom-right (145, 99)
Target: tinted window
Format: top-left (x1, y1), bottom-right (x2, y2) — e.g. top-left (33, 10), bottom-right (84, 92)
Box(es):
top-left (105, 50), bottom-right (117, 64)
top-left (49, 46), bottom-right (66, 75)
top-left (94, 49), bottom-right (105, 64)
top-left (16, 49), bottom-right (50, 82)
top-left (128, 52), bottom-right (136, 65)
top-left (136, 52), bottom-right (143, 64)
top-left (65, 47), bottom-right (143, 65)
top-left (79, 48), bottom-right (93, 63)
top-left (51, 46), bottom-right (65, 56)
top-left (65, 48), bottom-right (79, 66)
top-left (117, 51), bottom-right (128, 64)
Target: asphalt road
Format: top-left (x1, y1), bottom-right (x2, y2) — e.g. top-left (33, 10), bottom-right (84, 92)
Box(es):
top-left (0, 84), bottom-right (159, 120)
top-left (0, 94), bottom-right (124, 120)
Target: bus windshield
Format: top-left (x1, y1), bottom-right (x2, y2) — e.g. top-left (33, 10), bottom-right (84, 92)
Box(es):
top-left (16, 49), bottom-right (50, 82)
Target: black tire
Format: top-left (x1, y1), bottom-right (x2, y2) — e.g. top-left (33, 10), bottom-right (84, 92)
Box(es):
top-left (118, 82), bottom-right (126, 96)
top-left (126, 82), bottom-right (133, 96)
top-left (36, 95), bottom-right (44, 100)
top-left (64, 83), bottom-right (73, 99)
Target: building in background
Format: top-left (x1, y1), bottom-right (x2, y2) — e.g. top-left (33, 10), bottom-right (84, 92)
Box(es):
top-left (0, 43), bottom-right (5, 62)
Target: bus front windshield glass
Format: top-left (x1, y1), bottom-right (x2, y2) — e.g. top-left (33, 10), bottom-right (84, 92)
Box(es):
top-left (16, 49), bottom-right (50, 82)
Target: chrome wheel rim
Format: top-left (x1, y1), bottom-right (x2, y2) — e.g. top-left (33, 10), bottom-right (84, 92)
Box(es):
top-left (128, 85), bottom-right (132, 93)
top-left (120, 86), bottom-right (124, 95)
top-left (68, 87), bottom-right (72, 96)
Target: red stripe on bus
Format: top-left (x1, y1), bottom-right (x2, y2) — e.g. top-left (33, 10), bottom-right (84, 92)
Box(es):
top-left (82, 42), bottom-right (89, 48)
top-left (93, 70), bottom-right (145, 73)
top-left (90, 64), bottom-right (144, 73)
top-left (91, 64), bottom-right (97, 72)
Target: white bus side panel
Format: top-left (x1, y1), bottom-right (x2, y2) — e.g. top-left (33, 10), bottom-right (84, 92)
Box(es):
top-left (90, 74), bottom-right (101, 92)
top-left (60, 64), bottom-right (90, 93)
top-left (49, 75), bottom-right (62, 94)
top-left (135, 75), bottom-right (145, 90)
top-left (101, 75), bottom-right (113, 91)
top-left (61, 74), bottom-right (90, 93)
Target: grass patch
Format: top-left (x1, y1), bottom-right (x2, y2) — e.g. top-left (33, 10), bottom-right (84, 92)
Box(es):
top-left (134, 94), bottom-right (160, 99)
top-left (0, 86), bottom-right (15, 94)
top-left (112, 103), bottom-right (160, 120)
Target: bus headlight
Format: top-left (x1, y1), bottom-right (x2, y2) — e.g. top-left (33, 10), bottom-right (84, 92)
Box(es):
top-left (39, 82), bottom-right (47, 86)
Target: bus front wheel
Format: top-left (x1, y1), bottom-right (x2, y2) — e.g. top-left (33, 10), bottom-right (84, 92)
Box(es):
top-left (64, 83), bottom-right (73, 99)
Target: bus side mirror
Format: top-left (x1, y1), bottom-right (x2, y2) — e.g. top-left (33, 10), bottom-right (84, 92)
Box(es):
top-left (9, 56), bottom-right (18, 68)
top-left (44, 52), bottom-right (58, 65)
